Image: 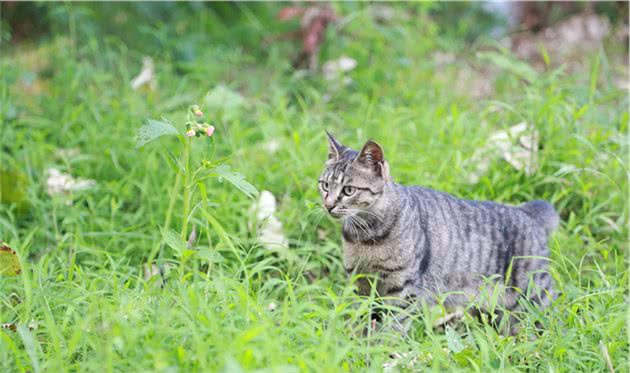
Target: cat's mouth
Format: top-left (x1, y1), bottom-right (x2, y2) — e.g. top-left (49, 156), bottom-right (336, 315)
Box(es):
top-left (329, 210), bottom-right (344, 218)
top-left (323, 205), bottom-right (345, 219)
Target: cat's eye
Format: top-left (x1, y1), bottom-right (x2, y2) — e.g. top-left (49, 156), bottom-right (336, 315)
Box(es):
top-left (342, 186), bottom-right (356, 196)
top-left (320, 181), bottom-right (329, 191)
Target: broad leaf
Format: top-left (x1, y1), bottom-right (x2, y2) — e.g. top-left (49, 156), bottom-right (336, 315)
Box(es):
top-left (445, 325), bottom-right (465, 353)
top-left (214, 165), bottom-right (258, 199)
top-left (136, 119), bottom-right (179, 148)
top-left (0, 243), bottom-right (21, 276)
top-left (196, 249), bottom-right (224, 264)
top-left (162, 229), bottom-right (187, 254)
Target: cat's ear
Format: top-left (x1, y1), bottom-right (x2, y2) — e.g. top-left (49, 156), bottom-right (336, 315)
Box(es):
top-left (356, 140), bottom-right (384, 166)
top-left (356, 140), bottom-right (388, 177)
top-left (325, 130), bottom-right (343, 161)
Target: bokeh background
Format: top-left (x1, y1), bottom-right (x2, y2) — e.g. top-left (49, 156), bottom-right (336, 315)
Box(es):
top-left (0, 2), bottom-right (628, 372)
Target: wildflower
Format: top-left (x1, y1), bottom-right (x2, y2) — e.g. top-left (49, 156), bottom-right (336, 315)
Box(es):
top-left (190, 105), bottom-right (203, 117)
top-left (185, 129), bottom-right (196, 137)
top-left (205, 126), bottom-right (215, 137)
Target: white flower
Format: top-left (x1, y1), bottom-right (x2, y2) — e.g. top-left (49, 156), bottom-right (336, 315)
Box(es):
top-left (130, 56), bottom-right (157, 91)
top-left (322, 56), bottom-right (357, 80)
top-left (249, 191), bottom-right (288, 250)
top-left (46, 168), bottom-right (96, 196)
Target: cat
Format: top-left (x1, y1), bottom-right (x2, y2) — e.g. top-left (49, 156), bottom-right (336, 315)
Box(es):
top-left (318, 131), bottom-right (558, 333)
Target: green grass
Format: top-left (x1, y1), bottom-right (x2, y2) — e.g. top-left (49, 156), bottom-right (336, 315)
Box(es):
top-left (1, 3), bottom-right (628, 372)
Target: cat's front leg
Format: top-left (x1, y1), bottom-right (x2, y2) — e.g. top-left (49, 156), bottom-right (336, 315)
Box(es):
top-left (375, 286), bottom-right (441, 335)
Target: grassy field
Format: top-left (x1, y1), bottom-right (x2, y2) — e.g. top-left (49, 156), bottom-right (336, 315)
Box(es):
top-left (0, 3), bottom-right (628, 372)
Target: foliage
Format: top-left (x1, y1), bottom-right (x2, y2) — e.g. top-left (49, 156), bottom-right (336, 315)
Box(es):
top-left (135, 119), bottom-right (179, 148)
top-left (0, 3), bottom-right (627, 372)
top-left (0, 243), bottom-right (21, 276)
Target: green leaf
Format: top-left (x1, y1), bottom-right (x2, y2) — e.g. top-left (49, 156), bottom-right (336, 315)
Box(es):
top-left (162, 229), bottom-right (186, 254)
top-left (181, 249), bottom-right (197, 261)
top-left (214, 165), bottom-right (258, 199)
top-left (163, 148), bottom-right (185, 173)
top-left (445, 325), bottom-right (465, 353)
top-left (0, 243), bottom-right (21, 276)
top-left (136, 119), bottom-right (179, 148)
top-left (17, 325), bottom-right (40, 373)
top-left (0, 166), bottom-right (29, 215)
top-left (200, 209), bottom-right (243, 266)
top-left (477, 51), bottom-right (538, 83)
top-left (196, 248), bottom-right (224, 264)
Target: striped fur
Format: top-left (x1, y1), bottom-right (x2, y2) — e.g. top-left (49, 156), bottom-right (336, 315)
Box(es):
top-left (319, 134), bottom-right (559, 331)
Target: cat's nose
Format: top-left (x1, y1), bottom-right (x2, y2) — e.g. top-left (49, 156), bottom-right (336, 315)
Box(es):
top-left (324, 197), bottom-right (335, 212)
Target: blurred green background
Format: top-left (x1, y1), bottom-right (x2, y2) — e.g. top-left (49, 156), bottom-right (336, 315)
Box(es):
top-left (0, 2), bottom-right (628, 372)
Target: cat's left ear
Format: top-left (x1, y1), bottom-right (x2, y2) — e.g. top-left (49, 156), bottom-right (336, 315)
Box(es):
top-left (325, 130), bottom-right (344, 161)
top-left (355, 140), bottom-right (386, 175)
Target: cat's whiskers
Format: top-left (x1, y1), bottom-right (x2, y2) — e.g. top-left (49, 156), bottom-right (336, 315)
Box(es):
top-left (349, 214), bottom-right (373, 238)
top-left (344, 211), bottom-right (373, 239)
top-left (344, 214), bottom-right (359, 238)
top-left (304, 207), bottom-right (329, 237)
top-left (344, 215), bottom-right (359, 238)
top-left (346, 208), bottom-right (384, 224)
top-left (341, 210), bottom-right (362, 237)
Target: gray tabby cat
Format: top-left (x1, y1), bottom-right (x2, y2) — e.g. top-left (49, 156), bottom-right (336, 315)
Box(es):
top-left (318, 132), bottom-right (558, 332)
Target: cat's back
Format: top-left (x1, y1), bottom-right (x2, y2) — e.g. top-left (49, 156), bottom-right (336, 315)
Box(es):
top-left (396, 184), bottom-right (556, 277)
top-left (398, 184), bottom-right (554, 247)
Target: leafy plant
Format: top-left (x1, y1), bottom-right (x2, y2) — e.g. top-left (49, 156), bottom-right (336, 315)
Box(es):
top-left (137, 104), bottom-right (257, 266)
top-left (0, 2), bottom-right (627, 372)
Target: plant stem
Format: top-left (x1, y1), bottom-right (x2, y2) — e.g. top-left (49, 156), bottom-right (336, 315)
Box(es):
top-left (146, 166), bottom-right (181, 266)
top-left (181, 136), bottom-right (192, 240)
top-left (164, 171), bottom-right (181, 237)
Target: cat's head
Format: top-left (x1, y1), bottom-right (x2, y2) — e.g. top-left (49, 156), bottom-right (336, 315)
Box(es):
top-left (318, 131), bottom-right (390, 218)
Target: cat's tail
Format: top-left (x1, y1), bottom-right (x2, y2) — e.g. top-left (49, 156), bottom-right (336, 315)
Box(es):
top-left (519, 200), bottom-right (559, 236)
